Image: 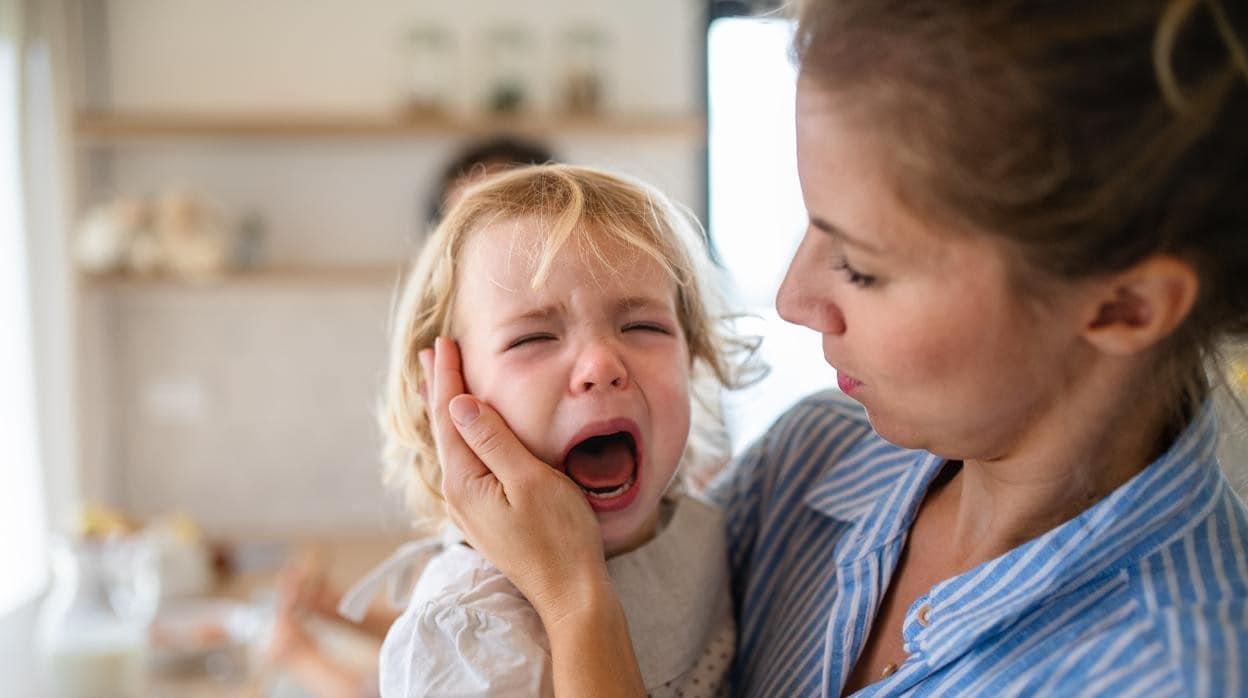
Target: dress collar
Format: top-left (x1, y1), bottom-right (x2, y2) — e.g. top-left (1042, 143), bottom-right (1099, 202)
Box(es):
top-left (609, 493), bottom-right (730, 689)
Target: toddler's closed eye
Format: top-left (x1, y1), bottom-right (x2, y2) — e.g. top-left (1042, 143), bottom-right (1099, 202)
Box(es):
top-left (506, 333), bottom-right (557, 350)
top-left (622, 322), bottom-right (672, 334)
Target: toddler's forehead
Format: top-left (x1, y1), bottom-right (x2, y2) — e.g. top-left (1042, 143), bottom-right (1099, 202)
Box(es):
top-left (464, 216), bottom-right (663, 283)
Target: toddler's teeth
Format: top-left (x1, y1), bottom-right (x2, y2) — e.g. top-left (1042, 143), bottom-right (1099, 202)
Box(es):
top-left (582, 474), bottom-right (636, 500)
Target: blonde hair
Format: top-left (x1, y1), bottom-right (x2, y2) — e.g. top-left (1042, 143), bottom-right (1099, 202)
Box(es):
top-left (381, 164), bottom-right (757, 531)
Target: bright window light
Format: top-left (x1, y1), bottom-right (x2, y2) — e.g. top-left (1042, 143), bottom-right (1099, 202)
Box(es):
top-left (0, 12), bottom-right (49, 613)
top-left (708, 16), bottom-right (838, 454)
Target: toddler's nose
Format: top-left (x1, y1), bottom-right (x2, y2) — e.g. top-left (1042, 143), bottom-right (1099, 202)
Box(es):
top-left (571, 339), bottom-right (629, 393)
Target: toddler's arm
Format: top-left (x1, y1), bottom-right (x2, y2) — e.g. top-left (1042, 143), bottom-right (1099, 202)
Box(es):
top-left (421, 337), bottom-right (646, 698)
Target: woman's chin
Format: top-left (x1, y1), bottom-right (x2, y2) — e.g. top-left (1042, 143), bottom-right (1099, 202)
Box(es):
top-left (863, 411), bottom-right (927, 451)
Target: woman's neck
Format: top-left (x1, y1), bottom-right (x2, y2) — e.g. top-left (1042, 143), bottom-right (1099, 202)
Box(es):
top-left (940, 365), bottom-right (1177, 567)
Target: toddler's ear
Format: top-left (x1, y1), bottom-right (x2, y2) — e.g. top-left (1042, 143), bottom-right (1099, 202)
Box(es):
top-left (1080, 255), bottom-right (1198, 355)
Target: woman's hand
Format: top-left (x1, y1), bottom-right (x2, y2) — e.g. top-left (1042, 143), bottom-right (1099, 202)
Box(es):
top-left (421, 336), bottom-right (607, 624)
top-left (423, 337), bottom-right (645, 697)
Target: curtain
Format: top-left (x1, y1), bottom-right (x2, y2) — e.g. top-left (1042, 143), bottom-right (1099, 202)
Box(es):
top-left (0, 0), bottom-right (48, 616)
top-left (0, 0), bottom-right (76, 690)
top-left (0, 0), bottom-right (76, 616)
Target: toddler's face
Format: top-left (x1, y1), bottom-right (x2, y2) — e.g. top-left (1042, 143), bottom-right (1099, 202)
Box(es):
top-left (452, 217), bottom-right (692, 557)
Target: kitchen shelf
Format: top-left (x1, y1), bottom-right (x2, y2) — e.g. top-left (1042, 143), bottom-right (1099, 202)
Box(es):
top-left (81, 266), bottom-right (406, 291)
top-left (73, 111), bottom-right (706, 143)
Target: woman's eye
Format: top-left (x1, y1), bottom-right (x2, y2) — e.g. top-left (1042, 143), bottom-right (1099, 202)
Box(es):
top-left (622, 322), bottom-right (671, 334)
top-left (835, 257), bottom-right (878, 288)
top-left (506, 334), bottom-right (556, 349)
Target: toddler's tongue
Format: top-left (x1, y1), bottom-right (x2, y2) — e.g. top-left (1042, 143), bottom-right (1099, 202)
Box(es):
top-left (564, 434), bottom-right (635, 491)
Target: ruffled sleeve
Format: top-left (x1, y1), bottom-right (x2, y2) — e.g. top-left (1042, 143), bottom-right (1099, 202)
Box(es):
top-left (378, 546), bottom-right (552, 698)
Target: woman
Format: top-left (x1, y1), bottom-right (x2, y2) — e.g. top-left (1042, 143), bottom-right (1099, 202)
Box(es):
top-left (422, 0), bottom-right (1248, 695)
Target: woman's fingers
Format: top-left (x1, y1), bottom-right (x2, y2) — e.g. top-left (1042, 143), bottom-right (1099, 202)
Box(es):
top-left (426, 337), bottom-right (491, 487)
top-left (428, 336), bottom-right (550, 494)
top-left (447, 395), bottom-right (548, 490)
top-left (422, 335), bottom-right (609, 625)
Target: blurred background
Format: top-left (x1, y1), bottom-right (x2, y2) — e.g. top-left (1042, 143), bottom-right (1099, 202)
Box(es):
top-left (1, 1), bottom-right (840, 695)
top-left (3, 1), bottom-right (1245, 696)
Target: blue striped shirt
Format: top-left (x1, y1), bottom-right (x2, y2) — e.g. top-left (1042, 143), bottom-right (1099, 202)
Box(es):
top-left (708, 390), bottom-right (1248, 697)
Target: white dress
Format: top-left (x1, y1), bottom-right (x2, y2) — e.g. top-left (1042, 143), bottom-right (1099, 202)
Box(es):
top-left (339, 494), bottom-right (735, 697)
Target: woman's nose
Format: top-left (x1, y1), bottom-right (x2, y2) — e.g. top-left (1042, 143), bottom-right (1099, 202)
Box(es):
top-left (776, 235), bottom-right (847, 335)
top-left (570, 339), bottom-right (629, 394)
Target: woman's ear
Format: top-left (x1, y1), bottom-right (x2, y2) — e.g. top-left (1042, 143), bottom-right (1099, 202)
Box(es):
top-left (1081, 255), bottom-right (1199, 355)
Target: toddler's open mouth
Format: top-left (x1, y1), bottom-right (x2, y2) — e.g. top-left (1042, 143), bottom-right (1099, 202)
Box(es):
top-left (561, 422), bottom-right (642, 513)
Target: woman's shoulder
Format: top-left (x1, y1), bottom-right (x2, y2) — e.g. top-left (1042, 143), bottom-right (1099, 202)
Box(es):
top-left (1127, 482), bottom-right (1248, 605)
top-left (1109, 485), bottom-right (1248, 691)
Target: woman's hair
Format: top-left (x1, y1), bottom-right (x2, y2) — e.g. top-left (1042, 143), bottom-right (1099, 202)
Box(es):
top-left (794, 0), bottom-right (1248, 429)
top-left (383, 164), bottom-right (758, 531)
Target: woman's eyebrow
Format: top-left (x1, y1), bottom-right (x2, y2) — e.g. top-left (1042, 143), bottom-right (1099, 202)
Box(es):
top-left (810, 216), bottom-right (887, 255)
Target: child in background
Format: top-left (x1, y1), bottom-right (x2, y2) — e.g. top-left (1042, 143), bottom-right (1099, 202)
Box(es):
top-left (340, 164), bottom-right (755, 696)
top-left (424, 135), bottom-right (555, 225)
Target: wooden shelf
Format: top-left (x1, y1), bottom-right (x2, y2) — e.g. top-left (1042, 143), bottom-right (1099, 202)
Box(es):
top-left (81, 266), bottom-right (405, 290)
top-left (74, 111), bottom-right (706, 143)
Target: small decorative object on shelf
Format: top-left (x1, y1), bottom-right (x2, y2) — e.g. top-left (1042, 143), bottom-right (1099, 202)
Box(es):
top-left (73, 196), bottom-right (149, 274)
top-left (560, 24), bottom-right (607, 115)
top-left (400, 23), bottom-right (455, 117)
top-left (74, 190), bottom-right (235, 283)
top-left (153, 190), bottom-right (232, 282)
top-left (483, 25), bottom-right (535, 114)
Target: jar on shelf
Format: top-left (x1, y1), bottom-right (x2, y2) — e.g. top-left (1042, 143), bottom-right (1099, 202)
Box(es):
top-left (482, 25), bottom-right (536, 114)
top-left (36, 536), bottom-right (161, 698)
top-left (560, 25), bottom-right (608, 115)
top-left (400, 23), bottom-right (455, 117)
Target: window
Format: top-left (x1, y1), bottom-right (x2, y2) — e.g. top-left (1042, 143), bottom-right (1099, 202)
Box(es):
top-left (707, 14), bottom-right (837, 454)
top-left (0, 0), bottom-right (49, 614)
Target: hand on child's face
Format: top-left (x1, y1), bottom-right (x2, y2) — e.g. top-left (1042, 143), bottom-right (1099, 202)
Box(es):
top-left (423, 337), bottom-right (611, 624)
top-left (450, 218), bottom-right (693, 556)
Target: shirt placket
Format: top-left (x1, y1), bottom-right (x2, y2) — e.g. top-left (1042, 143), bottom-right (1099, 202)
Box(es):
top-left (823, 537), bottom-right (908, 697)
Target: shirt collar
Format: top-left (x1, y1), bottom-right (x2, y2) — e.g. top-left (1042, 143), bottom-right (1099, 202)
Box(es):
top-left (914, 402), bottom-right (1224, 669)
top-left (803, 429), bottom-right (945, 562)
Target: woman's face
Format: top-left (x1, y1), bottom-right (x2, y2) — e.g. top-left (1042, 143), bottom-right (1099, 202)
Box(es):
top-left (779, 77), bottom-right (1092, 461)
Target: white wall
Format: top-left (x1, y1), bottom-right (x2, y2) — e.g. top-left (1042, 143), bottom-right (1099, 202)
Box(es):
top-left (100, 0), bottom-right (700, 117)
top-left (75, 0), bottom-right (707, 535)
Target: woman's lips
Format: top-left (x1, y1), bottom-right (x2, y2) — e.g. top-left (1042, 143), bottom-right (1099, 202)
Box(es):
top-left (837, 371), bottom-right (864, 395)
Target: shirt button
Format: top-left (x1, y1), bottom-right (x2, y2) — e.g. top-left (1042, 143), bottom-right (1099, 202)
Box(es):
top-left (916, 603), bottom-right (932, 627)
top-left (881, 663), bottom-right (898, 679)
